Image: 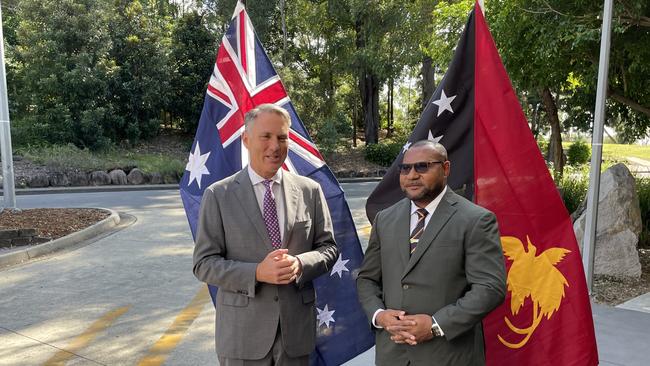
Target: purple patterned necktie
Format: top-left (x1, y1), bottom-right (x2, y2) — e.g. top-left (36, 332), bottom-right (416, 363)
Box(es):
top-left (262, 180), bottom-right (282, 249)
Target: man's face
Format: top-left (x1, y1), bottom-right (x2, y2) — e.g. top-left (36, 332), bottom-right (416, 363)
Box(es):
top-left (399, 146), bottom-right (450, 207)
top-left (242, 111), bottom-right (289, 179)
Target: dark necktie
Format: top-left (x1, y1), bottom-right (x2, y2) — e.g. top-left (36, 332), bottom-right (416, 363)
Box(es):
top-left (409, 208), bottom-right (428, 255)
top-left (262, 180), bottom-right (282, 249)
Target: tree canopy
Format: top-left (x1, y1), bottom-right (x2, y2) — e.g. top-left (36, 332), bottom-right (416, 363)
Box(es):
top-left (1, 0), bottom-right (648, 162)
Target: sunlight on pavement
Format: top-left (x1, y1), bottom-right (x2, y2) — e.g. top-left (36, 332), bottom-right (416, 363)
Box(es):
top-left (43, 306), bottom-right (130, 366)
top-left (137, 286), bottom-right (210, 366)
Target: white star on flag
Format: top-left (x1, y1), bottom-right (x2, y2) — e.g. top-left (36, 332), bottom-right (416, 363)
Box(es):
top-left (317, 304), bottom-right (336, 328)
top-left (330, 255), bottom-right (350, 278)
top-left (428, 131), bottom-right (444, 143)
top-left (432, 90), bottom-right (457, 117)
top-left (402, 141), bottom-right (412, 153)
top-left (185, 142), bottom-right (211, 188)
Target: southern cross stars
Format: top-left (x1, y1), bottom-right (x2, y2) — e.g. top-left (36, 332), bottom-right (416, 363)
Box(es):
top-left (330, 255), bottom-right (350, 278)
top-left (317, 304), bottom-right (336, 328)
top-left (402, 132), bottom-right (444, 153)
top-left (186, 142), bottom-right (211, 188)
top-left (432, 90), bottom-right (457, 117)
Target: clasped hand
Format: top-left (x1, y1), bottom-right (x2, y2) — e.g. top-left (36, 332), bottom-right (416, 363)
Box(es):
top-left (256, 249), bottom-right (302, 284)
top-left (376, 310), bottom-right (434, 346)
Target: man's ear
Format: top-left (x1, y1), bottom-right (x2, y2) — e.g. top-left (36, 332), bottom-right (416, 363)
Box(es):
top-left (242, 130), bottom-right (250, 149)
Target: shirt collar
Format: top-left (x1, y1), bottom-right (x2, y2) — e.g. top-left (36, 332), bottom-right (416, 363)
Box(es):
top-left (247, 165), bottom-right (283, 186)
top-left (410, 186), bottom-right (448, 217)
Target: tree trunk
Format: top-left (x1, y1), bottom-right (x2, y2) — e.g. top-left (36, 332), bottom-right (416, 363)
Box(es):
top-left (359, 72), bottom-right (379, 144)
top-left (387, 77), bottom-right (394, 138)
top-left (541, 87), bottom-right (564, 176)
top-left (355, 14), bottom-right (379, 145)
top-left (421, 55), bottom-right (435, 111)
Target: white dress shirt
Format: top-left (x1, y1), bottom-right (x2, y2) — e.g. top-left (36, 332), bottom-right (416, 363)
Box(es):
top-left (247, 165), bottom-right (286, 243)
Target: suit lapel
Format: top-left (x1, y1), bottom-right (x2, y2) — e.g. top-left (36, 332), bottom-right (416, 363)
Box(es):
top-left (281, 172), bottom-right (299, 247)
top-left (233, 170), bottom-right (274, 251)
top-left (401, 189), bottom-right (458, 279)
top-left (393, 199), bottom-right (412, 269)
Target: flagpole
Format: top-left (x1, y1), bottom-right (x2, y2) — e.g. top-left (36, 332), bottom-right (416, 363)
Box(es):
top-left (582, 0), bottom-right (613, 294)
top-left (0, 5), bottom-right (17, 210)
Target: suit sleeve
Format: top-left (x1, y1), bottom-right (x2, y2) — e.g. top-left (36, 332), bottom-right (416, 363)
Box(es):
top-left (192, 187), bottom-right (258, 297)
top-left (433, 211), bottom-right (507, 340)
top-left (356, 214), bottom-right (386, 325)
top-left (295, 184), bottom-right (338, 286)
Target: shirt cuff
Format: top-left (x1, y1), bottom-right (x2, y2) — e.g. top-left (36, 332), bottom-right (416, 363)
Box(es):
top-left (372, 309), bottom-right (384, 328)
top-left (431, 315), bottom-right (445, 336)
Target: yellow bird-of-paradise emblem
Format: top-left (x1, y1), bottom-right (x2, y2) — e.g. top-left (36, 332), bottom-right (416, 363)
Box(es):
top-left (498, 235), bottom-right (571, 349)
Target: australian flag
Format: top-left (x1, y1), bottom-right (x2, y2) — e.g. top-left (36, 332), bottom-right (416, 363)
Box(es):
top-left (179, 2), bottom-right (374, 365)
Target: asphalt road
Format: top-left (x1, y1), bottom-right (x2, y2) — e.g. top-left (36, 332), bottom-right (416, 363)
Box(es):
top-left (0, 184), bottom-right (377, 366)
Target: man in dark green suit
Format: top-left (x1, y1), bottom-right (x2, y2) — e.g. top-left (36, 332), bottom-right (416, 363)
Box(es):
top-left (357, 140), bottom-right (506, 366)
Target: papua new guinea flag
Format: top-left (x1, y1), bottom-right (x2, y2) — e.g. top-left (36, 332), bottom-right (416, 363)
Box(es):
top-left (179, 1), bottom-right (373, 365)
top-left (365, 2), bottom-right (598, 365)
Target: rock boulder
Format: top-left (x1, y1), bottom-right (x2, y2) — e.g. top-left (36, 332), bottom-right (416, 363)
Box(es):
top-left (574, 163), bottom-right (642, 278)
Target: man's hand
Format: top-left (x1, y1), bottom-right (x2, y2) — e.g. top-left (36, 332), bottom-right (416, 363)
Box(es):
top-left (376, 310), bottom-right (417, 345)
top-left (256, 249), bottom-right (301, 284)
top-left (396, 314), bottom-right (434, 345)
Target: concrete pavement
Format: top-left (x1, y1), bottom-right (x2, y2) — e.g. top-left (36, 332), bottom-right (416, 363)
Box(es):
top-left (1, 186), bottom-right (649, 365)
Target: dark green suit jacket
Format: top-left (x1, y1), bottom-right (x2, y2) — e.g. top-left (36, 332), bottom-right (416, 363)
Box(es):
top-left (357, 189), bottom-right (506, 366)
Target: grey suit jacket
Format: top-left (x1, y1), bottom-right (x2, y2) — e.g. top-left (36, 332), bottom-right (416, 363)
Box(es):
top-left (193, 169), bottom-right (338, 360)
top-left (357, 189), bottom-right (506, 366)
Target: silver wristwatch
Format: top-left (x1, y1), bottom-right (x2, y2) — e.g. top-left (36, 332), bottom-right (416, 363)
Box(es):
top-left (431, 317), bottom-right (443, 337)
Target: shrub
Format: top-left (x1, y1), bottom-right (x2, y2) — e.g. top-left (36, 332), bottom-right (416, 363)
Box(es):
top-left (637, 178), bottom-right (650, 249)
top-left (365, 142), bottom-right (403, 167)
top-left (315, 120), bottom-right (339, 156)
top-left (536, 137), bottom-right (549, 158)
top-left (567, 140), bottom-right (591, 166)
top-left (555, 166), bottom-right (589, 215)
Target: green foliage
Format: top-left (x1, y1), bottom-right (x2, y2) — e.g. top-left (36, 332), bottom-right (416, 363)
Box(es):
top-left (555, 166), bottom-right (589, 214)
top-left (566, 139), bottom-right (591, 166)
top-left (168, 11), bottom-right (216, 132)
top-left (487, 0), bottom-right (650, 141)
top-left (365, 142), bottom-right (403, 167)
top-left (536, 137), bottom-right (549, 158)
top-left (637, 178), bottom-right (650, 249)
top-left (17, 144), bottom-right (185, 176)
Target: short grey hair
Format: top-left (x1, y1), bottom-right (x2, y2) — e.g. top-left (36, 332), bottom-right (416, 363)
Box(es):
top-left (408, 140), bottom-right (448, 161)
top-left (244, 104), bottom-right (291, 132)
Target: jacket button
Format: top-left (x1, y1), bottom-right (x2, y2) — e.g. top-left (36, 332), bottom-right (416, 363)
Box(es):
top-left (274, 296), bottom-right (279, 301)
top-left (402, 284), bottom-right (409, 290)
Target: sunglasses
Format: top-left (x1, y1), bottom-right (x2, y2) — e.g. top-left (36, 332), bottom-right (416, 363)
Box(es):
top-left (398, 161), bottom-right (444, 175)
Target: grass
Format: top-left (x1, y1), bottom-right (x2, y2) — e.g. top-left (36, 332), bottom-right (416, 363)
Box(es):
top-left (562, 142), bottom-right (650, 162)
top-left (17, 144), bottom-right (185, 176)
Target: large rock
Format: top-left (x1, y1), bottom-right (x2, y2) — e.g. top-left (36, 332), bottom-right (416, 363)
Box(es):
top-left (109, 169), bottom-right (128, 185)
top-left (69, 172), bottom-right (89, 186)
top-left (574, 163), bottom-right (642, 278)
top-left (127, 168), bottom-right (146, 185)
top-left (162, 172), bottom-right (179, 184)
top-left (89, 171), bottom-right (111, 186)
top-left (149, 172), bottom-right (163, 184)
top-left (28, 173), bottom-right (50, 188)
top-left (49, 172), bottom-right (70, 187)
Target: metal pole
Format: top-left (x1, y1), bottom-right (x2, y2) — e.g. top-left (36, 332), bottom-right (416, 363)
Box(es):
top-left (582, 0), bottom-right (613, 294)
top-left (0, 5), bottom-right (17, 210)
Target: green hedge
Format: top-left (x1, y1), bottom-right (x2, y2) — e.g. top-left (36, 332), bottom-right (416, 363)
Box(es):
top-left (365, 142), bottom-right (404, 167)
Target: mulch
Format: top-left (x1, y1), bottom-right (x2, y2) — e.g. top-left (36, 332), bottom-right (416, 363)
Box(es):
top-left (0, 208), bottom-right (110, 240)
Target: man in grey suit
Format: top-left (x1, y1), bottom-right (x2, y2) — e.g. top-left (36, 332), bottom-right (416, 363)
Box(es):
top-left (193, 104), bottom-right (338, 366)
top-left (357, 140), bottom-right (506, 366)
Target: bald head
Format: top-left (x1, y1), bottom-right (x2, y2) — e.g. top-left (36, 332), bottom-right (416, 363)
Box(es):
top-left (406, 140), bottom-right (448, 162)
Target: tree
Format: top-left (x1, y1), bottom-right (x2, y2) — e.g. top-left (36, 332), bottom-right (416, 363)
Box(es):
top-left (169, 11), bottom-right (217, 132)
top-left (11, 0), bottom-right (115, 149)
top-left (106, 0), bottom-right (173, 143)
